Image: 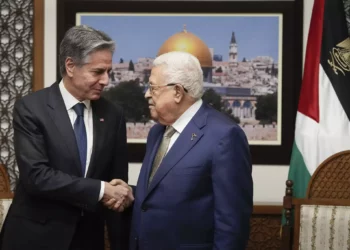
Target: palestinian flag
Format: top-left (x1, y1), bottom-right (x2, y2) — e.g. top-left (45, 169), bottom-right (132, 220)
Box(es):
top-left (288, 0), bottom-right (350, 201)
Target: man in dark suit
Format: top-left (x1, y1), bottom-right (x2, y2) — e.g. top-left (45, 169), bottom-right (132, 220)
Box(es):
top-left (0, 25), bottom-right (133, 250)
top-left (129, 51), bottom-right (253, 250)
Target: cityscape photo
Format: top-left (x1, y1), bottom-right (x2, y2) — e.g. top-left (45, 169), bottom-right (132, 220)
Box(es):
top-left (77, 14), bottom-right (282, 145)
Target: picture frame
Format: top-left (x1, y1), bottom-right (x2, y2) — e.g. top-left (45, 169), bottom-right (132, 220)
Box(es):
top-left (57, 0), bottom-right (303, 165)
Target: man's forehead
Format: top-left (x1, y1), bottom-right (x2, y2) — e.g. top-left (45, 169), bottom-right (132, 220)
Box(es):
top-left (84, 50), bottom-right (112, 63)
top-left (149, 73), bottom-right (163, 85)
top-left (150, 66), bottom-right (164, 80)
top-left (90, 64), bottom-right (112, 69)
top-left (149, 75), bottom-right (156, 84)
top-left (151, 65), bottom-right (164, 72)
top-left (85, 60), bottom-right (112, 68)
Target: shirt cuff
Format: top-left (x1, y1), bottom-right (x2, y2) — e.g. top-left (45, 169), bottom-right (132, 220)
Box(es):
top-left (98, 181), bottom-right (105, 201)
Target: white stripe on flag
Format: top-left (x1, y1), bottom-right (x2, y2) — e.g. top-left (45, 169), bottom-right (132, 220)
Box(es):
top-left (295, 65), bottom-right (350, 176)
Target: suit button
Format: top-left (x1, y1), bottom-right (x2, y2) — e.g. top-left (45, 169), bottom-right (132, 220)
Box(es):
top-left (141, 205), bottom-right (148, 212)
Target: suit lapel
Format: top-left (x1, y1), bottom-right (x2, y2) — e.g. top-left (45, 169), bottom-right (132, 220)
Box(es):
top-left (146, 104), bottom-right (208, 196)
top-left (86, 101), bottom-right (105, 178)
top-left (46, 83), bottom-right (82, 175)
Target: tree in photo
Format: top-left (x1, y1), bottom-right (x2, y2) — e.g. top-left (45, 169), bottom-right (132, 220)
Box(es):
top-left (110, 71), bottom-right (116, 82)
top-left (271, 64), bottom-right (278, 77)
top-left (102, 80), bottom-right (150, 123)
top-left (143, 69), bottom-right (150, 83)
top-left (255, 92), bottom-right (277, 124)
top-left (215, 67), bottom-right (223, 73)
top-left (202, 88), bottom-right (240, 124)
top-left (129, 60), bottom-right (135, 72)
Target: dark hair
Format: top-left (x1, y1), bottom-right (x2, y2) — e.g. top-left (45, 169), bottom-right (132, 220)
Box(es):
top-left (59, 25), bottom-right (115, 76)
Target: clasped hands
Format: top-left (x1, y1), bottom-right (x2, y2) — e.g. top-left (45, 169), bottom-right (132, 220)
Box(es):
top-left (102, 179), bottom-right (134, 212)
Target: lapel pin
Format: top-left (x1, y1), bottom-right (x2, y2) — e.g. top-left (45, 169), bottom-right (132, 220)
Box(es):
top-left (191, 133), bottom-right (197, 141)
top-left (100, 118), bottom-right (104, 122)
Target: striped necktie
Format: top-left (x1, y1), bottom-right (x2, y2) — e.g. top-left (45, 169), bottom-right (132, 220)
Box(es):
top-left (149, 126), bottom-right (176, 184)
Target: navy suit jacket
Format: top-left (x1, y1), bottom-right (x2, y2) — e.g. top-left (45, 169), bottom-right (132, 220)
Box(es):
top-left (130, 102), bottom-right (253, 250)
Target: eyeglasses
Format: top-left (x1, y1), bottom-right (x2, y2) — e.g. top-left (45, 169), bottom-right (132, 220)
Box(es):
top-left (146, 83), bottom-right (188, 94)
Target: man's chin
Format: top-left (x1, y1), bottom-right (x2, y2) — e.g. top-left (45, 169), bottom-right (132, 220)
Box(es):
top-left (89, 94), bottom-right (101, 100)
top-left (149, 110), bottom-right (158, 122)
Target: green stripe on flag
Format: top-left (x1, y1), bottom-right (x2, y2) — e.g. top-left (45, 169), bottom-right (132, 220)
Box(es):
top-left (288, 141), bottom-right (312, 199)
top-left (282, 141), bottom-right (312, 225)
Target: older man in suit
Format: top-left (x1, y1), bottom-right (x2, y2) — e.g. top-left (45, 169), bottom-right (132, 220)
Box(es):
top-left (0, 25), bottom-right (133, 250)
top-left (129, 51), bottom-right (253, 250)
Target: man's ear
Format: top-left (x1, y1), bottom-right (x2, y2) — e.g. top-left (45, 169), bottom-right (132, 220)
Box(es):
top-left (65, 57), bottom-right (75, 77)
top-left (174, 85), bottom-right (185, 104)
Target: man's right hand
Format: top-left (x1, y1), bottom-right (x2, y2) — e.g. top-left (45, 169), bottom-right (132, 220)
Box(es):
top-left (103, 181), bottom-right (131, 211)
top-left (102, 179), bottom-right (134, 212)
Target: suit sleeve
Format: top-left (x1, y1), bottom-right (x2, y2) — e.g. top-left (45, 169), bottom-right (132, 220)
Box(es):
top-left (212, 126), bottom-right (253, 250)
top-left (104, 109), bottom-right (131, 250)
top-left (13, 99), bottom-right (101, 211)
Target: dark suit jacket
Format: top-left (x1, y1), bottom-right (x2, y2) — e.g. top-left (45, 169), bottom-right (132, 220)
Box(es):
top-left (129, 103), bottom-right (253, 250)
top-left (0, 82), bottom-right (129, 250)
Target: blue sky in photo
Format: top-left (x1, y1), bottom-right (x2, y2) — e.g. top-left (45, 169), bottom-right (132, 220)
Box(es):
top-left (79, 14), bottom-right (280, 63)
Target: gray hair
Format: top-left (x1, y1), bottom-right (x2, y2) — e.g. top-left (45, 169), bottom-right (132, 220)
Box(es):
top-left (59, 25), bottom-right (115, 76)
top-left (153, 51), bottom-right (204, 99)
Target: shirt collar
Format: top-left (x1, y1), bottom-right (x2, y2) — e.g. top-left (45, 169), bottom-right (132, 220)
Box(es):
top-left (59, 79), bottom-right (91, 110)
top-left (171, 99), bottom-right (203, 134)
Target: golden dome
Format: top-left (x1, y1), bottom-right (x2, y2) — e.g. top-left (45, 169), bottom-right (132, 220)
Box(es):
top-left (157, 25), bottom-right (213, 67)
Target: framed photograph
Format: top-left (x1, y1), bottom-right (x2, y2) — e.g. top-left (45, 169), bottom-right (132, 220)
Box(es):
top-left (57, 0), bottom-right (303, 165)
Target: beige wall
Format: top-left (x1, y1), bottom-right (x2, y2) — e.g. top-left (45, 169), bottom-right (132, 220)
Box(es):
top-left (43, 0), bottom-right (315, 203)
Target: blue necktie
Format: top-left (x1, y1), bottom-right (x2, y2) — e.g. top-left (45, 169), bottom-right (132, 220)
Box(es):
top-left (73, 103), bottom-right (87, 176)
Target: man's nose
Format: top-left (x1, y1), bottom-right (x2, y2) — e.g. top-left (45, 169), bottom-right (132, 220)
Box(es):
top-left (100, 71), bottom-right (109, 85)
top-left (145, 88), bottom-right (151, 99)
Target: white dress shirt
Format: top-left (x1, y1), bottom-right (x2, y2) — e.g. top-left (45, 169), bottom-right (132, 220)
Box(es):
top-left (59, 81), bottom-right (104, 200)
top-left (167, 98), bottom-right (203, 153)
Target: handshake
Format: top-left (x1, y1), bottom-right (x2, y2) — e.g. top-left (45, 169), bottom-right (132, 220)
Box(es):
top-left (102, 179), bottom-right (134, 212)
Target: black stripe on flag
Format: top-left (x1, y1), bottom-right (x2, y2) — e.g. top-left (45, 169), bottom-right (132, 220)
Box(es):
top-left (321, 0), bottom-right (350, 121)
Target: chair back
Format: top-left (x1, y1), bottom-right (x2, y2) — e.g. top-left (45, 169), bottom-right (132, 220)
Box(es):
top-left (281, 150), bottom-right (350, 250)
